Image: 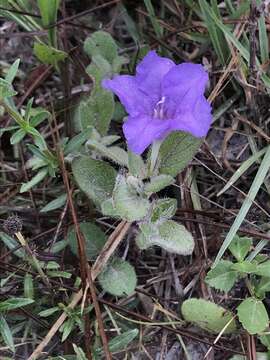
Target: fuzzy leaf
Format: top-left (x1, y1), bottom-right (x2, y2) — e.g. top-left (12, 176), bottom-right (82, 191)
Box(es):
top-left (0, 78), bottom-right (17, 99)
top-left (137, 220), bottom-right (194, 255)
top-left (84, 31), bottom-right (118, 63)
top-left (20, 168), bottom-right (48, 193)
top-left (67, 222), bottom-right (106, 260)
top-left (159, 132), bottom-right (202, 176)
top-left (144, 174), bottom-right (175, 194)
top-left (151, 198), bottom-right (177, 222)
top-left (205, 260), bottom-right (238, 292)
top-left (98, 258), bottom-right (137, 296)
top-left (87, 139), bottom-right (128, 166)
top-left (113, 174), bottom-right (150, 221)
top-left (228, 235), bottom-right (252, 262)
top-left (78, 89), bottom-right (114, 136)
top-left (40, 193), bottom-right (67, 212)
top-left (72, 156), bottom-right (116, 206)
top-left (128, 151), bottom-right (147, 178)
top-left (237, 297), bottom-right (269, 334)
top-left (182, 298), bottom-right (236, 334)
top-left (231, 261), bottom-right (257, 274)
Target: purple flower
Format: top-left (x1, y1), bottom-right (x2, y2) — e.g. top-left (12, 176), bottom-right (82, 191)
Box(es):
top-left (102, 51), bottom-right (212, 155)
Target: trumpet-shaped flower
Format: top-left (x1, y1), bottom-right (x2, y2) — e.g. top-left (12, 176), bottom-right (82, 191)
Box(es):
top-left (102, 51), bottom-right (212, 154)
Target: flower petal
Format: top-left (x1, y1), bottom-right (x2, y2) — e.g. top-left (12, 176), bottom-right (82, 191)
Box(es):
top-left (102, 75), bottom-right (152, 116)
top-left (169, 95), bottom-right (212, 137)
top-left (162, 63), bottom-right (209, 105)
top-left (123, 115), bottom-right (170, 154)
top-left (135, 51), bottom-right (175, 101)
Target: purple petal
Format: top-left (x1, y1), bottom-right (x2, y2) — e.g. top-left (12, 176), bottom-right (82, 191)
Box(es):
top-left (102, 75), bottom-right (152, 116)
top-left (123, 115), bottom-right (170, 154)
top-left (162, 63), bottom-right (209, 105)
top-left (169, 95), bottom-right (212, 137)
top-left (135, 51), bottom-right (175, 102)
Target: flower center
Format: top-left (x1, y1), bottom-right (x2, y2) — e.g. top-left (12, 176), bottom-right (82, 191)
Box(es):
top-left (153, 96), bottom-right (167, 120)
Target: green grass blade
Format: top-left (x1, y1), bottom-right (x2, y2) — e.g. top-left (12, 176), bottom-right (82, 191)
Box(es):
top-left (217, 147), bottom-right (267, 196)
top-left (143, 0), bottom-right (163, 38)
top-left (257, 0), bottom-right (269, 63)
top-left (213, 145), bottom-right (270, 267)
top-left (199, 0), bottom-right (228, 65)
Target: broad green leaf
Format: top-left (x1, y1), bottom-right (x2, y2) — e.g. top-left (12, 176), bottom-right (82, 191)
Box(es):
top-left (24, 273), bottom-right (34, 299)
top-left (137, 220), bottom-right (194, 255)
top-left (231, 261), bottom-right (257, 274)
top-left (0, 298), bottom-right (34, 311)
top-left (86, 139), bottom-right (128, 167)
top-left (144, 174), bottom-right (175, 194)
top-left (159, 132), bottom-right (202, 176)
top-left (128, 151), bottom-right (147, 178)
top-left (228, 235), bottom-right (252, 262)
top-left (254, 261), bottom-right (270, 277)
top-left (63, 127), bottom-right (93, 155)
top-left (259, 333), bottom-right (270, 350)
top-left (78, 89), bottom-right (114, 136)
top-left (71, 156), bottom-right (116, 206)
top-left (98, 257), bottom-right (137, 296)
top-left (113, 174), bottom-right (150, 222)
top-left (255, 277), bottom-right (270, 298)
top-left (0, 315), bottom-right (15, 352)
top-left (237, 297), bottom-right (269, 334)
top-left (205, 260), bottom-right (238, 292)
top-left (50, 240), bottom-right (68, 253)
top-left (67, 222), bottom-right (106, 260)
top-left (34, 42), bottom-right (67, 66)
top-left (101, 198), bottom-right (121, 218)
top-left (151, 198), bottom-right (177, 222)
top-left (40, 193), bottom-right (67, 212)
top-left (84, 31), bottom-right (118, 64)
top-left (181, 298), bottom-right (236, 334)
top-left (20, 168), bottom-right (48, 193)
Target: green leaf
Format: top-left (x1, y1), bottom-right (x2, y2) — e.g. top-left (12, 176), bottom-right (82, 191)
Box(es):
top-left (64, 127), bottom-right (93, 155)
top-left (255, 277), bottom-right (270, 298)
top-left (159, 132), bottom-right (202, 176)
top-left (128, 151), bottom-right (147, 178)
top-left (98, 257), bottom-right (137, 297)
top-left (84, 31), bottom-right (118, 64)
top-left (10, 128), bottom-right (26, 145)
top-left (137, 220), bottom-right (194, 255)
top-left (34, 42), bottom-right (67, 66)
top-left (113, 174), bottom-right (150, 222)
top-left (39, 307), bottom-right (60, 317)
top-left (67, 222), bottom-right (106, 260)
top-left (228, 235), bottom-right (252, 262)
top-left (254, 261), bottom-right (270, 277)
top-left (71, 156), bottom-right (116, 207)
top-left (144, 174), bottom-right (175, 194)
top-left (20, 168), bottom-right (48, 193)
top-left (151, 198), bottom-right (177, 222)
top-left (231, 261), bottom-right (257, 274)
top-left (0, 298), bottom-right (34, 311)
top-left (61, 318), bottom-right (74, 342)
top-left (5, 58), bottom-right (20, 84)
top-left (79, 88), bottom-right (115, 136)
top-left (213, 145), bottom-right (270, 267)
top-left (205, 260), bottom-right (238, 292)
top-left (181, 298), bottom-right (236, 334)
top-left (37, 0), bottom-right (60, 47)
top-left (237, 297), bottom-right (269, 334)
top-left (96, 329), bottom-right (139, 354)
top-left (0, 231), bottom-right (25, 258)
top-left (86, 139), bottom-right (128, 167)
top-left (24, 273), bottom-right (34, 299)
top-left (0, 78), bottom-right (17, 99)
top-left (101, 198), bottom-right (121, 218)
top-left (0, 315), bottom-right (15, 352)
top-left (259, 333), bottom-right (270, 350)
top-left (73, 344), bottom-right (88, 360)
top-left (40, 193), bottom-right (67, 212)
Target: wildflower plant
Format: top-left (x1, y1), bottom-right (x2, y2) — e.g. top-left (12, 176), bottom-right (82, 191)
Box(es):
top-left (0, 31), bottom-right (212, 299)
